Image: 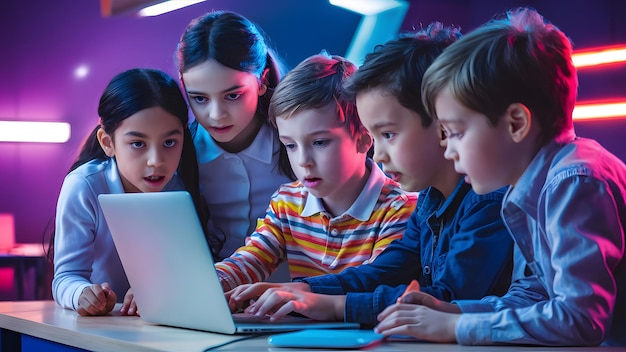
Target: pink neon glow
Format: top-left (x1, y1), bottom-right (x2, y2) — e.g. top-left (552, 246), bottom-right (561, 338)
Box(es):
top-left (570, 45), bottom-right (626, 121)
top-left (573, 46), bottom-right (626, 68)
top-left (0, 214), bottom-right (15, 251)
top-left (573, 102), bottom-right (626, 121)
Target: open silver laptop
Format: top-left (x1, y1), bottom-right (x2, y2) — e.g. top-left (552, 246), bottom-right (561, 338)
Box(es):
top-left (98, 191), bottom-right (360, 334)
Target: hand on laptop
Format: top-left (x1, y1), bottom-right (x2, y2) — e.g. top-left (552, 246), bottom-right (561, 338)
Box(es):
top-left (374, 301), bottom-right (459, 343)
top-left (373, 287), bottom-right (461, 342)
top-left (243, 287), bottom-right (345, 322)
top-left (77, 282), bottom-right (117, 316)
top-left (226, 282), bottom-right (311, 313)
top-left (120, 288), bottom-right (140, 316)
top-left (396, 288), bottom-right (461, 314)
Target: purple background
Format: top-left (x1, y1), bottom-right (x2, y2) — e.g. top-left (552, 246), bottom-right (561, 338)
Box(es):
top-left (1, 0), bottom-right (625, 245)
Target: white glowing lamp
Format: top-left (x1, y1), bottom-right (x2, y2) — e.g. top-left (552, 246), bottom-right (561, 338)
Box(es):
top-left (139, 0), bottom-right (205, 17)
top-left (0, 121), bottom-right (71, 143)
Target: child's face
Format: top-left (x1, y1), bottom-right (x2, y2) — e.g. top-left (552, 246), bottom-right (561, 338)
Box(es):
top-left (435, 86), bottom-right (518, 194)
top-left (357, 88), bottom-right (447, 193)
top-left (182, 59), bottom-right (266, 151)
top-left (276, 103), bottom-right (370, 215)
top-left (99, 106), bottom-right (184, 193)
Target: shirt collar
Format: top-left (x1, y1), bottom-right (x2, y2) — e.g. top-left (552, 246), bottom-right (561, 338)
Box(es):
top-left (240, 123), bottom-right (278, 163)
top-left (105, 158), bottom-right (126, 193)
top-left (193, 121), bottom-right (278, 164)
top-left (436, 177), bottom-right (469, 218)
top-left (301, 159), bottom-right (385, 221)
top-left (504, 128), bottom-right (577, 216)
top-left (416, 177), bottom-right (469, 220)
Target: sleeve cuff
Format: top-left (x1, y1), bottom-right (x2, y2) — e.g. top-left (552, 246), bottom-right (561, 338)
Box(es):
top-left (345, 292), bottom-right (377, 325)
top-left (453, 299), bottom-right (495, 313)
top-left (455, 312), bottom-right (495, 345)
top-left (72, 283), bottom-right (91, 310)
top-left (302, 275), bottom-right (346, 295)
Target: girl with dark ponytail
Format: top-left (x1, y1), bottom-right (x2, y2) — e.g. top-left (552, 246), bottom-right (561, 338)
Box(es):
top-left (52, 68), bottom-right (209, 316)
top-left (177, 11), bottom-right (296, 260)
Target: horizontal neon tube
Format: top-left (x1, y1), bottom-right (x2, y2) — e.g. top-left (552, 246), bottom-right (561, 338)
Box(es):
top-left (0, 121), bottom-right (71, 143)
top-left (329, 0), bottom-right (405, 15)
top-left (573, 46), bottom-right (626, 68)
top-left (139, 0), bottom-right (205, 17)
top-left (573, 102), bottom-right (626, 121)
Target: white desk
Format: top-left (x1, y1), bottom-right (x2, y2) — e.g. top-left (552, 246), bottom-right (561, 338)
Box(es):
top-left (0, 301), bottom-right (623, 351)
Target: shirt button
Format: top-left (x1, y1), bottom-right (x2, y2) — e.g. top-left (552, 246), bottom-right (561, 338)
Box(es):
top-left (331, 229), bottom-right (338, 236)
top-left (423, 266), bottom-right (431, 275)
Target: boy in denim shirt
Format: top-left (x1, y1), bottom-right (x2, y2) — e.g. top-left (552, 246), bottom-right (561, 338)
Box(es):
top-left (376, 7), bottom-right (626, 346)
top-left (226, 24), bottom-right (514, 326)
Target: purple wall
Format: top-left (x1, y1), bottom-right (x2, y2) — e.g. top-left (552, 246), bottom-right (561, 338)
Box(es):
top-left (401, 0), bottom-right (626, 103)
top-left (399, 0), bottom-right (626, 161)
top-left (0, 0), bottom-right (359, 244)
top-left (1, 0), bottom-right (625, 245)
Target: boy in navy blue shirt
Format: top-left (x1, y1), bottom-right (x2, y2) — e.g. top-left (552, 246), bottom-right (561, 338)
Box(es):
top-left (376, 8), bottom-right (626, 346)
top-left (227, 23), bottom-right (514, 326)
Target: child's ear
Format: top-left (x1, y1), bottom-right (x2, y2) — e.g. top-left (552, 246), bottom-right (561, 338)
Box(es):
top-left (356, 131), bottom-right (373, 154)
top-left (507, 103), bottom-right (532, 143)
top-left (258, 68), bottom-right (270, 96)
top-left (438, 123), bottom-right (448, 148)
top-left (97, 128), bottom-right (115, 157)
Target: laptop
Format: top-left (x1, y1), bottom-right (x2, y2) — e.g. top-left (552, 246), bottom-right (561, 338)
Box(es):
top-left (98, 191), bottom-right (360, 334)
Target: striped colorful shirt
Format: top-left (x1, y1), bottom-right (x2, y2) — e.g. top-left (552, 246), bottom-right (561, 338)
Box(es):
top-left (216, 161), bottom-right (417, 291)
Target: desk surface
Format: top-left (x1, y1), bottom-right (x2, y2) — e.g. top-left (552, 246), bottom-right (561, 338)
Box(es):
top-left (0, 301), bottom-right (623, 352)
top-left (0, 243), bottom-right (46, 257)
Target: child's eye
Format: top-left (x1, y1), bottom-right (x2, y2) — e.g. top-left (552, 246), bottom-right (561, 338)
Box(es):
top-left (283, 143), bottom-right (296, 150)
top-left (225, 93), bottom-right (242, 101)
top-left (440, 127), bottom-right (463, 139)
top-left (131, 141), bottom-right (145, 149)
top-left (381, 132), bottom-right (396, 140)
top-left (313, 139), bottom-right (329, 147)
top-left (163, 139), bottom-right (177, 148)
top-left (191, 96), bottom-right (208, 104)
top-left (447, 131), bottom-right (464, 139)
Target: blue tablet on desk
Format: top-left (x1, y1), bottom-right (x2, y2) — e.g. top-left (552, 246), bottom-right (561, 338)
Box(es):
top-left (267, 329), bottom-right (384, 349)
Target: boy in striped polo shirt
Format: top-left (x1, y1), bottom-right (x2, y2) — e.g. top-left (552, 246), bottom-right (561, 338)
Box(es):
top-left (215, 53), bottom-right (417, 291)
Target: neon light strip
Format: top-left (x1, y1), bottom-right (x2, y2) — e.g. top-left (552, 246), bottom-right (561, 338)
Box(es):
top-left (571, 46), bottom-right (626, 120)
top-left (139, 0), bottom-right (205, 17)
top-left (0, 121), bottom-right (71, 143)
top-left (330, 0), bottom-right (409, 65)
top-left (573, 102), bottom-right (626, 121)
top-left (573, 47), bottom-right (626, 68)
top-left (329, 0), bottom-right (405, 15)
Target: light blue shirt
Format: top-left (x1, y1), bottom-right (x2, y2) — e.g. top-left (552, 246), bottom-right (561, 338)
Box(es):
top-left (455, 129), bottom-right (626, 346)
top-left (193, 122), bottom-right (293, 259)
top-left (52, 158), bottom-right (183, 310)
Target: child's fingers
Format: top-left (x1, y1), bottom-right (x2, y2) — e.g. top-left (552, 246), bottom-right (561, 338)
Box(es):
top-left (397, 280), bottom-right (421, 303)
top-left (398, 291), bottom-right (428, 304)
